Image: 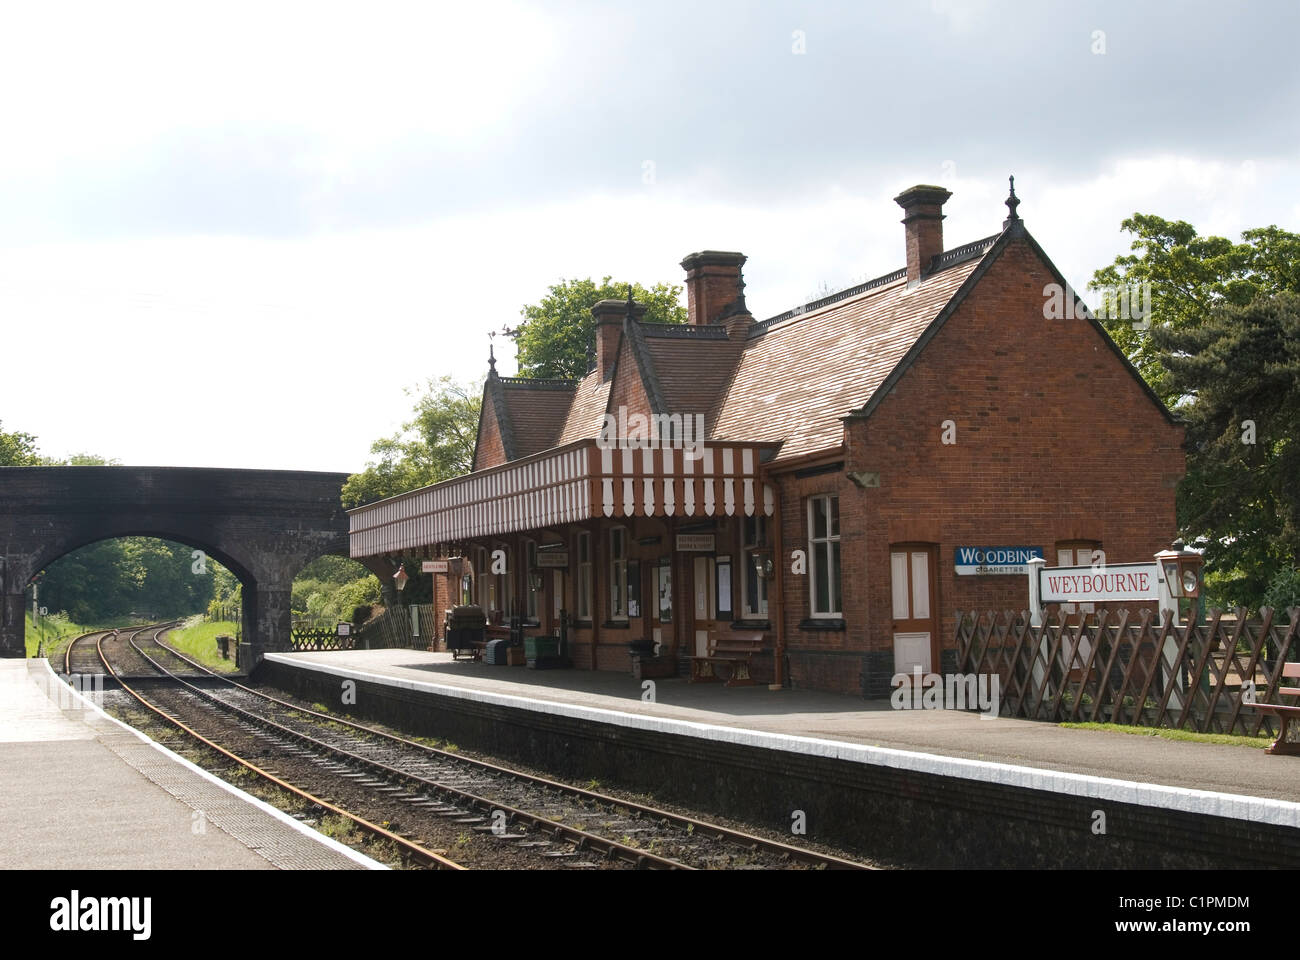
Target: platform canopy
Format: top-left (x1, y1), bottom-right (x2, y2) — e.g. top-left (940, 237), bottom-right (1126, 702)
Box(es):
top-left (348, 439), bottom-right (780, 559)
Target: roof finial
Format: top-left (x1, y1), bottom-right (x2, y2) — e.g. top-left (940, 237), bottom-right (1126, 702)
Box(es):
top-left (1003, 174), bottom-right (1021, 227)
top-left (625, 283), bottom-right (636, 321)
top-left (487, 331), bottom-right (497, 376)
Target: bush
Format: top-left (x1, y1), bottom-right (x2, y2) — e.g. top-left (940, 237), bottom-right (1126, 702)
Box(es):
top-left (1263, 568), bottom-right (1300, 622)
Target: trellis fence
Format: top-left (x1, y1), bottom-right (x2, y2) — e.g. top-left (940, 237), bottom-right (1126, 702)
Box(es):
top-left (354, 604), bottom-right (437, 651)
top-left (289, 626), bottom-right (356, 651)
top-left (953, 606), bottom-right (1300, 735)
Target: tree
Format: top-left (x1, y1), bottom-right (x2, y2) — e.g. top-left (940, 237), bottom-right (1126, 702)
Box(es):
top-left (507, 277), bottom-right (687, 380)
top-left (0, 422), bottom-right (41, 465)
top-left (341, 376), bottom-right (482, 508)
top-left (1090, 216), bottom-right (1300, 404)
top-left (1153, 292), bottom-right (1300, 607)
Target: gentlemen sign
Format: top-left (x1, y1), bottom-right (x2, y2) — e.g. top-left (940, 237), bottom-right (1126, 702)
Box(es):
top-left (422, 560), bottom-right (450, 573)
top-left (955, 546), bottom-right (1043, 576)
top-left (537, 551), bottom-right (568, 568)
top-left (675, 534), bottom-right (715, 552)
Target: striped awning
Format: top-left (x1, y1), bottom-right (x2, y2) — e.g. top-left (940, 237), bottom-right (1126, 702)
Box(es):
top-left (348, 439), bottom-right (777, 558)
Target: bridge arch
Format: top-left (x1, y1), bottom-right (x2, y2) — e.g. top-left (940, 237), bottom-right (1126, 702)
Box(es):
top-left (0, 466), bottom-right (350, 660)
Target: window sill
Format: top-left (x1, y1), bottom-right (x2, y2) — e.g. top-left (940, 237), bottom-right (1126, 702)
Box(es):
top-left (798, 618), bottom-right (846, 632)
top-left (601, 620), bottom-right (631, 629)
top-left (730, 620), bottom-right (772, 631)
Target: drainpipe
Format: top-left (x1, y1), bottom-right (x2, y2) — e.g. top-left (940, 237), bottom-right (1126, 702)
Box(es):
top-left (768, 474), bottom-right (787, 691)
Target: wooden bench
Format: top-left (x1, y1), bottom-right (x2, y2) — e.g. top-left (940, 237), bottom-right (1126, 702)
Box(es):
top-left (1250, 662), bottom-right (1300, 755)
top-left (689, 633), bottom-right (764, 687)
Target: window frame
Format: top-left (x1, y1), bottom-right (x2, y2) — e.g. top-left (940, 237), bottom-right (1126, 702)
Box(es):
top-left (608, 525), bottom-right (628, 622)
top-left (807, 494), bottom-right (842, 618)
top-left (741, 514), bottom-right (769, 619)
top-left (576, 531), bottom-right (593, 622)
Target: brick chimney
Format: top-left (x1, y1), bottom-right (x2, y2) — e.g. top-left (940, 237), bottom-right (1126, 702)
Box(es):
top-left (590, 297), bottom-right (646, 381)
top-left (894, 185), bottom-right (952, 286)
top-left (680, 251), bottom-right (747, 326)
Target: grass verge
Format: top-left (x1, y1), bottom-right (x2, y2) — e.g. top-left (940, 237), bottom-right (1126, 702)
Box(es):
top-left (1060, 721), bottom-right (1272, 749)
top-left (165, 617), bottom-right (242, 673)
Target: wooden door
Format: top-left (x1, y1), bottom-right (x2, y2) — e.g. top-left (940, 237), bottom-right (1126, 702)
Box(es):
top-left (692, 555), bottom-right (716, 657)
top-left (891, 546), bottom-right (938, 676)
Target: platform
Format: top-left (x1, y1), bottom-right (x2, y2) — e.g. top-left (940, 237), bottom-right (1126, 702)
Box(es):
top-left (262, 649), bottom-right (1300, 867)
top-left (0, 659), bottom-right (382, 870)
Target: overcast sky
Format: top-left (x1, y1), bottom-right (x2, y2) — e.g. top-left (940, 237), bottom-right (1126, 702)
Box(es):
top-left (2, 0), bottom-right (1296, 473)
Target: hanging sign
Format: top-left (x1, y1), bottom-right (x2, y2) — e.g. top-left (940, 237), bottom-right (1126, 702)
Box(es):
top-left (537, 552), bottom-right (569, 568)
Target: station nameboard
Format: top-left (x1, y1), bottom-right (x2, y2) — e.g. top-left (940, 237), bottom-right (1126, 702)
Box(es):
top-left (1037, 561), bottom-right (1161, 604)
top-left (955, 546), bottom-right (1043, 576)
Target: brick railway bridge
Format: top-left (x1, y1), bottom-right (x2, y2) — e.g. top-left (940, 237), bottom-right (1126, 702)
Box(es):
top-left (0, 466), bottom-right (376, 661)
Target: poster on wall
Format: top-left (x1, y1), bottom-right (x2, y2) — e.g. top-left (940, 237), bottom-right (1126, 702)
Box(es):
top-left (628, 560), bottom-right (641, 618)
top-left (657, 564), bottom-right (672, 622)
top-left (716, 557), bottom-right (732, 616)
top-left (954, 546), bottom-right (1043, 576)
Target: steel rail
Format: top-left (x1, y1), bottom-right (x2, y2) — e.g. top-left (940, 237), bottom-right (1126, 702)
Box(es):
top-left (130, 626), bottom-right (690, 870)
top-left (99, 625), bottom-right (464, 871)
top-left (149, 628), bottom-right (875, 870)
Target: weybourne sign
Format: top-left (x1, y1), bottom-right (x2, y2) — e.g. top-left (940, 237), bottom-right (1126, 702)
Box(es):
top-left (1038, 562), bottom-right (1161, 603)
top-left (1026, 557), bottom-right (1165, 627)
top-left (955, 546), bottom-right (1043, 576)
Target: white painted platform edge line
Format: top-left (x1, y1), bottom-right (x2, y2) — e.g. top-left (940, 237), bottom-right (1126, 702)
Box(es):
top-left (37, 658), bottom-right (387, 871)
top-left (266, 652), bottom-right (1300, 830)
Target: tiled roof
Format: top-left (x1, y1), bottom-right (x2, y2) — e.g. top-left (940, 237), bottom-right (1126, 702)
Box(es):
top-left (712, 254), bottom-right (987, 461)
top-left (484, 232), bottom-right (1002, 468)
top-left (497, 378), bottom-right (577, 459)
top-left (638, 324), bottom-right (746, 435)
top-left (555, 369), bottom-right (612, 446)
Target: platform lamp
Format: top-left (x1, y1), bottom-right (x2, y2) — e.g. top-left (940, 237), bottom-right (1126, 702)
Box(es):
top-left (1154, 540), bottom-right (1204, 625)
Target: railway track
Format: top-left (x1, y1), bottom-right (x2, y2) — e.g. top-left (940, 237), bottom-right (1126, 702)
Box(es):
top-left (66, 625), bottom-right (465, 871)
top-left (122, 625), bottom-right (876, 871)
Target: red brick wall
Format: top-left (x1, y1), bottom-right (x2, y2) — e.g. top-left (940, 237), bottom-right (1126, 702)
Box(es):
top-left (845, 236), bottom-right (1183, 655)
top-left (607, 336), bottom-right (654, 421)
top-left (760, 237), bottom-right (1183, 695)
top-left (473, 392), bottom-right (508, 471)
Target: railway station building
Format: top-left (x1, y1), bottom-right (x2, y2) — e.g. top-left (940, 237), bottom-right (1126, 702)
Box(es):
top-left (347, 182), bottom-right (1184, 697)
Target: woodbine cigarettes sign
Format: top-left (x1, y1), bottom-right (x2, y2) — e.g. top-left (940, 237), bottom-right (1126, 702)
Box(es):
top-left (955, 546), bottom-right (1043, 576)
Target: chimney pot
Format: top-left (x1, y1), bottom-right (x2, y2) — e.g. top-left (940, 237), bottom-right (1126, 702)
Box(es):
top-left (590, 298), bottom-right (644, 381)
top-left (894, 185), bottom-right (952, 286)
top-left (680, 250), bottom-right (747, 326)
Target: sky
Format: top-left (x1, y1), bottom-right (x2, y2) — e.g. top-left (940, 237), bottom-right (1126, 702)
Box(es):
top-left (1, 0), bottom-right (1296, 474)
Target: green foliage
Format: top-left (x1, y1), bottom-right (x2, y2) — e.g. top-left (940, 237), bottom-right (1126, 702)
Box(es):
top-left (1153, 292), bottom-right (1300, 604)
top-left (507, 277), bottom-right (687, 380)
top-left (167, 618), bottom-right (240, 673)
top-left (1092, 216), bottom-right (1300, 611)
top-left (52, 453), bottom-right (121, 465)
top-left (37, 538), bottom-right (217, 624)
top-left (1090, 215), bottom-right (1300, 404)
top-left (207, 563), bottom-right (242, 622)
top-left (0, 421), bottom-right (41, 465)
top-left (292, 573), bottom-right (381, 626)
top-left (342, 376), bottom-right (481, 508)
top-left (1263, 568), bottom-right (1300, 621)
